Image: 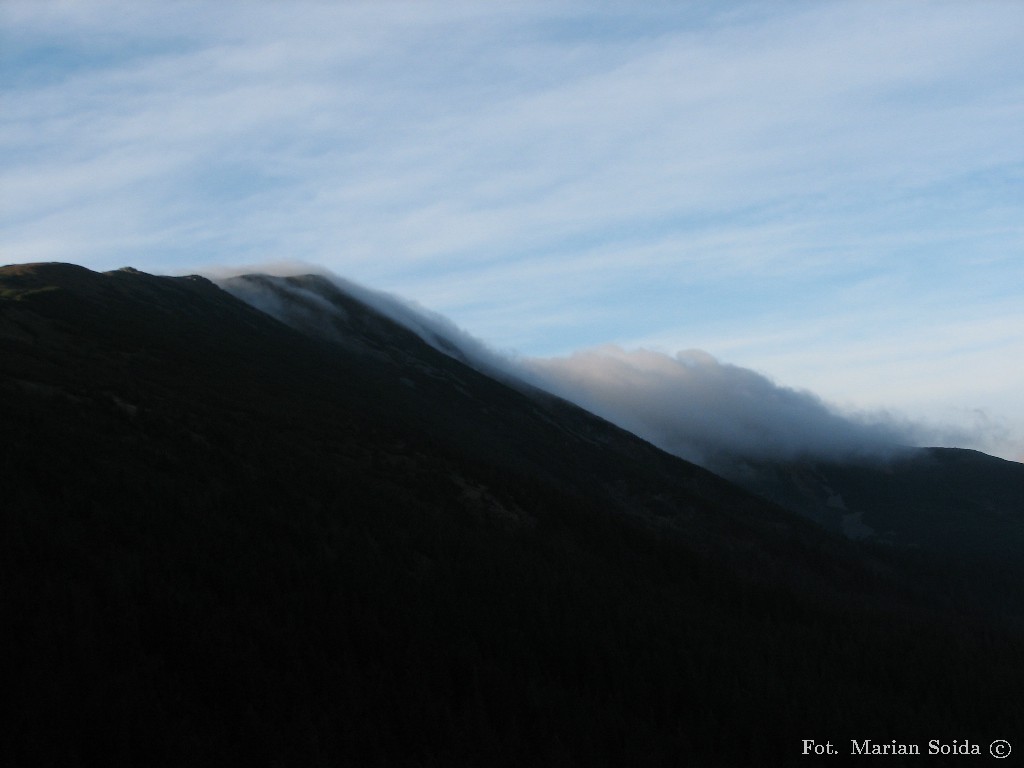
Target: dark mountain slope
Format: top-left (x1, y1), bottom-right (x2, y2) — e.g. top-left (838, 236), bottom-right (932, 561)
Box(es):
top-left (3, 263), bottom-right (1023, 767)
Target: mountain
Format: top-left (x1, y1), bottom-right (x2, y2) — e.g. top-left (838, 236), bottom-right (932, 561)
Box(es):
top-left (3, 262), bottom-right (1023, 767)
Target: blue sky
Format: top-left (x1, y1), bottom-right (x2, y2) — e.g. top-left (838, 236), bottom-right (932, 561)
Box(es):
top-left (2, 1), bottom-right (1023, 460)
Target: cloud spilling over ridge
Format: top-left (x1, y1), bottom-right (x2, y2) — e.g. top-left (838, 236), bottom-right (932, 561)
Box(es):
top-left (519, 347), bottom-right (913, 470)
top-left (212, 266), bottom-right (946, 470)
top-left (210, 264), bottom-right (520, 383)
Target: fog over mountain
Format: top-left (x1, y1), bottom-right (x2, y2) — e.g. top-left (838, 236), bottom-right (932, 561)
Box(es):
top-left (213, 264), bottom-right (515, 377)
top-left (215, 266), bottom-right (954, 472)
top-left (520, 347), bottom-right (915, 471)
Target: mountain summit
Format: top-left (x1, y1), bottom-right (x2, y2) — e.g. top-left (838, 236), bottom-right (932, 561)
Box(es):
top-left (3, 263), bottom-right (1023, 766)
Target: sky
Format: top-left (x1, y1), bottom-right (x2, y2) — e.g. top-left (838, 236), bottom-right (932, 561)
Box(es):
top-left (2, 1), bottom-right (1023, 460)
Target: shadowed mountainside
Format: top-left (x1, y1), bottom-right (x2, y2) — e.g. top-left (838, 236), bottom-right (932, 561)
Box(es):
top-left (3, 263), bottom-right (1023, 767)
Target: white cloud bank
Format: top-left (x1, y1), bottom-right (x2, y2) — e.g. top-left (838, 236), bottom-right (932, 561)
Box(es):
top-left (519, 347), bottom-right (915, 471)
top-left (217, 267), bottom-right (992, 471)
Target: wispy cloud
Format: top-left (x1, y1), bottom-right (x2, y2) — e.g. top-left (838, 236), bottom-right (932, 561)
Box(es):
top-left (4, 3), bottom-right (1020, 280)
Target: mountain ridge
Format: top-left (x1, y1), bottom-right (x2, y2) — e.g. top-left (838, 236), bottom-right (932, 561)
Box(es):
top-left (4, 261), bottom-right (1023, 766)
top-left (215, 266), bottom-right (1024, 558)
